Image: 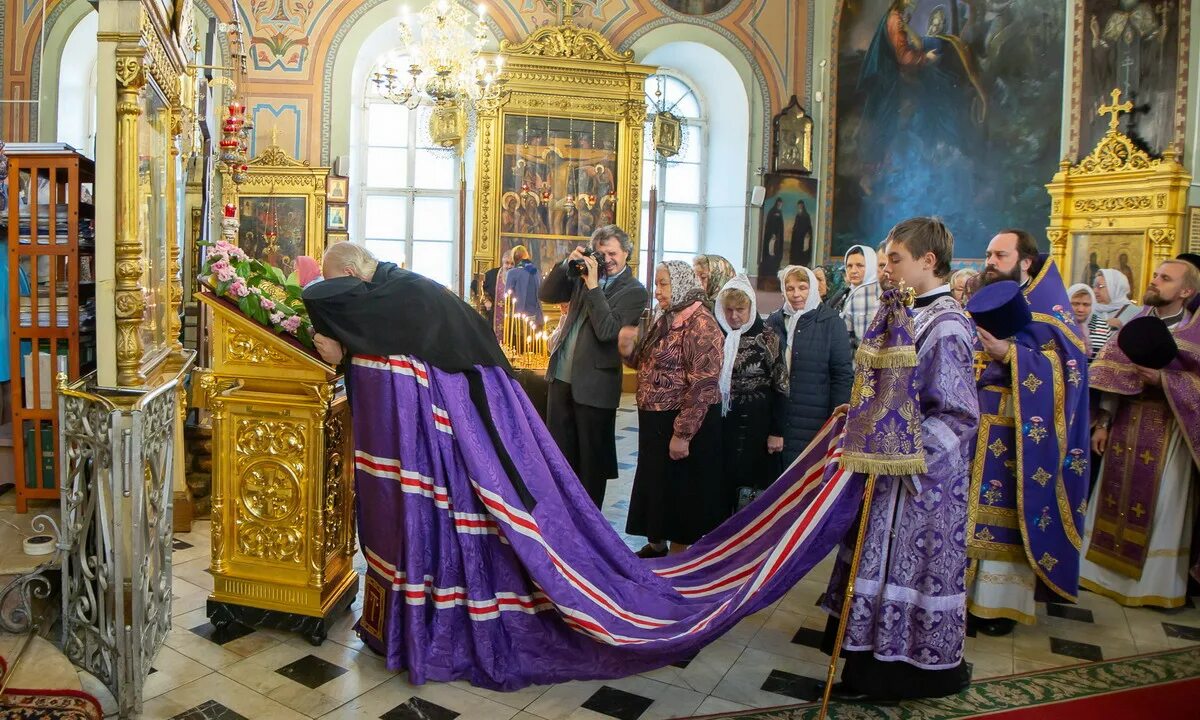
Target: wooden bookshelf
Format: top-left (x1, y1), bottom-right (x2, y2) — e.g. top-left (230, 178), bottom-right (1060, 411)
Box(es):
top-left (3, 144), bottom-right (96, 512)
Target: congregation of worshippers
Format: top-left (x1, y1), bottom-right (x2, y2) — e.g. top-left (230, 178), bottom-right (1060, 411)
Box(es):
top-left (458, 220), bottom-right (1200, 703)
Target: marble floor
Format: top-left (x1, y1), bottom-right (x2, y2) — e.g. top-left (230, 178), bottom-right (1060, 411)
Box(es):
top-left (4, 400), bottom-right (1200, 720)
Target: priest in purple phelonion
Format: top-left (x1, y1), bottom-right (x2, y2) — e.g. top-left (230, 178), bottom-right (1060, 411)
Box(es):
top-left (965, 230), bottom-right (1091, 637)
top-left (1082, 259), bottom-right (1200, 609)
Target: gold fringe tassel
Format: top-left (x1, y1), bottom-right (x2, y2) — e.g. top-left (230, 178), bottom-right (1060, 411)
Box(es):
top-left (853, 346), bottom-right (918, 369)
top-left (838, 453), bottom-right (927, 476)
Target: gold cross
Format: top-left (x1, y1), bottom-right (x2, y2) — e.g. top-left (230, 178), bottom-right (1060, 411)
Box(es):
top-left (1132, 503), bottom-right (1146, 519)
top-left (1140, 450), bottom-right (1154, 465)
top-left (1105, 495), bottom-right (1117, 509)
top-left (270, 124), bottom-right (280, 147)
top-left (1098, 88), bottom-right (1133, 132)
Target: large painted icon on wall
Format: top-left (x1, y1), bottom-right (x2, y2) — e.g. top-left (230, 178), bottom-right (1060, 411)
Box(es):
top-left (500, 114), bottom-right (619, 276)
top-left (756, 175), bottom-right (818, 291)
top-left (1077, 0), bottom-right (1187, 158)
top-left (829, 0), bottom-right (1065, 259)
top-left (660, 1), bottom-right (735, 15)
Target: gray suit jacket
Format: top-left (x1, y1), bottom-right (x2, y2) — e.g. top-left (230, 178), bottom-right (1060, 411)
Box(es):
top-left (540, 261), bottom-right (648, 409)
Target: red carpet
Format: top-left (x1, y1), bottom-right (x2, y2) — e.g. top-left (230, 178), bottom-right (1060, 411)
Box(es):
top-left (971, 676), bottom-right (1200, 719)
top-left (0, 654), bottom-right (104, 720)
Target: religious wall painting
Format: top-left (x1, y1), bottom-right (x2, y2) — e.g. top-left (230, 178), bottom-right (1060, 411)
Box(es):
top-left (756, 174), bottom-right (818, 291)
top-left (1077, 0), bottom-right (1187, 158)
top-left (325, 175), bottom-right (348, 203)
top-left (659, 0), bottom-right (735, 15)
top-left (1069, 231), bottom-right (1146, 299)
top-left (238, 195), bottom-right (308, 277)
top-left (829, 0), bottom-right (1066, 259)
top-left (326, 203), bottom-right (348, 231)
top-left (773, 95), bottom-right (814, 175)
top-left (500, 114), bottom-right (619, 269)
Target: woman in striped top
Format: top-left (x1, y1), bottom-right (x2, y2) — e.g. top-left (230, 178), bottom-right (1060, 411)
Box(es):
top-left (1086, 268), bottom-right (1140, 356)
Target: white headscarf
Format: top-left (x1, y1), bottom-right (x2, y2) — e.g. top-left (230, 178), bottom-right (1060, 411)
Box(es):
top-left (777, 265), bottom-right (821, 373)
top-left (714, 274), bottom-right (757, 416)
top-left (1093, 268), bottom-right (1132, 318)
top-left (1066, 283), bottom-right (1096, 328)
top-left (842, 244), bottom-right (880, 316)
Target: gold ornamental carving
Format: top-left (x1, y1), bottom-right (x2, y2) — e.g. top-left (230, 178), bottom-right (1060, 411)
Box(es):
top-left (235, 418), bottom-right (307, 460)
top-left (237, 520), bottom-right (304, 563)
top-left (1046, 87), bottom-right (1190, 296)
top-left (323, 414), bottom-right (346, 558)
top-left (502, 23), bottom-right (634, 63)
top-left (240, 460), bottom-right (302, 521)
top-left (226, 326), bottom-right (292, 365)
top-left (1072, 196), bottom-right (1152, 213)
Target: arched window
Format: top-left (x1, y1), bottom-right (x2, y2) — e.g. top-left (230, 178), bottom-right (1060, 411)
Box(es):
top-left (57, 11), bottom-right (99, 157)
top-left (640, 72), bottom-right (706, 270)
top-left (356, 57), bottom-right (459, 288)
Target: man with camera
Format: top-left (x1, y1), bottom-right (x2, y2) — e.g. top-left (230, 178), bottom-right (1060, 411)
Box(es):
top-left (540, 225), bottom-right (649, 507)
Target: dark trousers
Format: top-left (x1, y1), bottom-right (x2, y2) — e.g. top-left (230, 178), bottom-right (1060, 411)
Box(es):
top-left (547, 379), bottom-right (618, 507)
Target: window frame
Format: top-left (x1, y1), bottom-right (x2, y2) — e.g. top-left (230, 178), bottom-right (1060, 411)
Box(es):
top-left (641, 72), bottom-right (707, 269)
top-left (356, 90), bottom-right (460, 288)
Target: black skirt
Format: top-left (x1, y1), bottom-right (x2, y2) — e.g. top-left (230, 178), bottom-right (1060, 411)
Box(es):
top-left (721, 393), bottom-right (782, 512)
top-left (625, 405), bottom-right (724, 545)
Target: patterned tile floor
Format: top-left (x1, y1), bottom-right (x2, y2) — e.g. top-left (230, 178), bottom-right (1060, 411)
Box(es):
top-left (55, 399), bottom-right (1200, 719)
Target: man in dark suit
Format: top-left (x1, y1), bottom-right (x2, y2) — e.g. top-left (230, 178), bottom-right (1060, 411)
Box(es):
top-left (540, 225), bottom-right (649, 507)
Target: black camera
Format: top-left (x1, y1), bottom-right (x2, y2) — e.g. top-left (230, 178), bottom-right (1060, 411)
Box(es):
top-left (569, 248), bottom-right (608, 279)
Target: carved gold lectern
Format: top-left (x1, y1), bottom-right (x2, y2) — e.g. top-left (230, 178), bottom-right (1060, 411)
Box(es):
top-left (195, 292), bottom-right (357, 645)
top-left (1046, 90), bottom-right (1191, 297)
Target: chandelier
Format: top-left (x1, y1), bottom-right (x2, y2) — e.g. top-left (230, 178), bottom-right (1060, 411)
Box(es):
top-left (371, 1), bottom-right (506, 110)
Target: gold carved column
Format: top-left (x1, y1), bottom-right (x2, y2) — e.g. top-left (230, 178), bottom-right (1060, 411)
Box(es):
top-left (113, 47), bottom-right (149, 386)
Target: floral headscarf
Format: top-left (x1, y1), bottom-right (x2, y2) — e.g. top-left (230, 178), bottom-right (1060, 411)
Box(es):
top-left (697, 254), bottom-right (736, 303)
top-left (637, 260), bottom-right (709, 364)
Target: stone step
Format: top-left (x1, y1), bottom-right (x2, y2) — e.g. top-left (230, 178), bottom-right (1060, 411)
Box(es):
top-left (0, 633), bottom-right (82, 692)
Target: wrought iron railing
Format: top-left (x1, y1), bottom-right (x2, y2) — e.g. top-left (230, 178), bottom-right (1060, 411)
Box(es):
top-left (58, 373), bottom-right (179, 717)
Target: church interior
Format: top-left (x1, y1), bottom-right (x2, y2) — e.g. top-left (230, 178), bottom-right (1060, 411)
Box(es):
top-left (2, 0), bottom-right (1200, 718)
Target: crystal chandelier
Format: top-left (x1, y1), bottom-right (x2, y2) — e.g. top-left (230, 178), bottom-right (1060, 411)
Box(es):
top-left (371, 1), bottom-right (506, 110)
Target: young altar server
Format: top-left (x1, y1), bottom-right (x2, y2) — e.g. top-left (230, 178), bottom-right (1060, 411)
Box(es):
top-left (819, 216), bottom-right (980, 703)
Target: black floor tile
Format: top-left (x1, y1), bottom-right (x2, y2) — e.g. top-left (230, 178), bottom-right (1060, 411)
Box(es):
top-left (1049, 637), bottom-right (1103, 662)
top-left (274, 654), bottom-right (350, 689)
top-left (1162, 622), bottom-right (1200, 641)
top-left (169, 700), bottom-right (249, 720)
top-left (791, 626), bottom-right (824, 649)
top-left (172, 538), bottom-right (194, 550)
top-left (761, 669), bottom-right (823, 701)
top-left (190, 621), bottom-right (255, 646)
top-left (1046, 604), bottom-right (1094, 623)
top-left (966, 624), bottom-right (977, 638)
top-left (379, 697), bottom-right (460, 720)
top-left (148, 666), bottom-right (158, 675)
top-left (671, 654), bottom-right (696, 669)
top-left (580, 685), bottom-right (655, 720)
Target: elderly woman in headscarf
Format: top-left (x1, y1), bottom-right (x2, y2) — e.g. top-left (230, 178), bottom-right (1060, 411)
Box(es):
top-left (766, 265), bottom-right (853, 467)
top-left (693, 254), bottom-right (736, 308)
top-left (618, 260), bottom-right (725, 558)
top-left (1088, 268), bottom-right (1140, 357)
top-left (714, 274), bottom-right (789, 513)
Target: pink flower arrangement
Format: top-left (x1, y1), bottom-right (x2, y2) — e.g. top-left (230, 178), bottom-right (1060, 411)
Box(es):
top-left (260, 298), bottom-right (276, 311)
top-left (281, 315), bottom-right (302, 334)
top-left (269, 311), bottom-right (285, 325)
top-left (212, 260), bottom-right (236, 283)
top-left (229, 279), bottom-right (250, 298)
top-left (200, 241), bottom-right (316, 348)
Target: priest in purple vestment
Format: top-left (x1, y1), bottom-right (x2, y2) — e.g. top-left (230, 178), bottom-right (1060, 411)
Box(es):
top-left (302, 244), bottom-right (883, 690)
top-left (1082, 259), bottom-right (1200, 608)
top-left (966, 230), bottom-right (1091, 637)
top-left (820, 217), bottom-right (979, 703)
